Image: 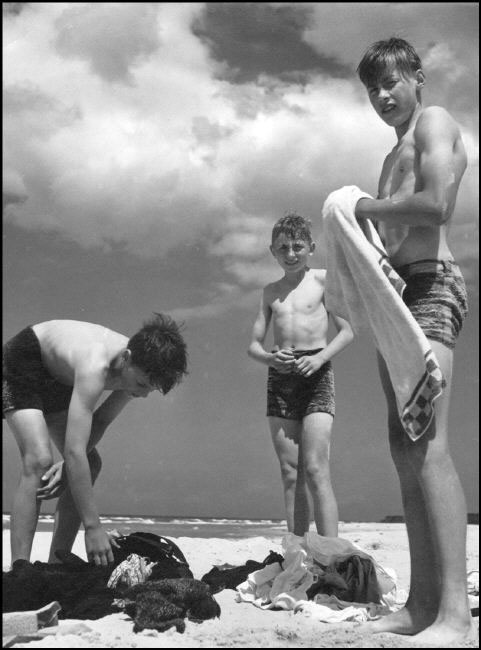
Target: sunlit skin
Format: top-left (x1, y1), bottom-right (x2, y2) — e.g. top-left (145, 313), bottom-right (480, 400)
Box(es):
top-left (6, 320), bottom-right (158, 568)
top-left (353, 53), bottom-right (474, 645)
top-left (248, 230), bottom-right (353, 537)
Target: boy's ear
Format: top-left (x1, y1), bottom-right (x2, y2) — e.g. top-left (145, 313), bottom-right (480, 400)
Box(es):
top-left (269, 244), bottom-right (275, 256)
top-left (415, 69), bottom-right (425, 88)
top-left (309, 242), bottom-right (316, 254)
top-left (113, 348), bottom-right (131, 370)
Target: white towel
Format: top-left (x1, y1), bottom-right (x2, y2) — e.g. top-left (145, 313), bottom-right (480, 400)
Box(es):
top-left (321, 185), bottom-right (444, 441)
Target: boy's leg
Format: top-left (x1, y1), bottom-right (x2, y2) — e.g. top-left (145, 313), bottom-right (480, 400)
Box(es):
top-left (46, 412), bottom-right (102, 561)
top-left (47, 449), bottom-right (102, 562)
top-left (5, 409), bottom-right (54, 563)
top-left (370, 348), bottom-right (473, 640)
top-left (301, 412), bottom-right (338, 537)
top-left (366, 353), bottom-right (438, 634)
top-left (269, 416), bottom-right (310, 534)
top-left (409, 340), bottom-right (473, 643)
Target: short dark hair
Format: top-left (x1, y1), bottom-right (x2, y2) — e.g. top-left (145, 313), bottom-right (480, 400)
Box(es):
top-left (128, 313), bottom-right (188, 394)
top-left (271, 213), bottom-right (312, 244)
top-left (357, 37), bottom-right (422, 87)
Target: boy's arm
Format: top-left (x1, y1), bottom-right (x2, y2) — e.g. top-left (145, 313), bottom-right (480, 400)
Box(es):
top-left (37, 390), bottom-right (133, 502)
top-left (88, 390), bottom-right (133, 451)
top-left (63, 363), bottom-right (114, 565)
top-left (247, 290), bottom-right (275, 366)
top-left (295, 313), bottom-right (354, 377)
top-left (356, 107), bottom-right (464, 226)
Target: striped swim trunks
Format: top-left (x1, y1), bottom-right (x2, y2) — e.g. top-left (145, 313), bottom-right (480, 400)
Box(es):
top-left (394, 259), bottom-right (468, 350)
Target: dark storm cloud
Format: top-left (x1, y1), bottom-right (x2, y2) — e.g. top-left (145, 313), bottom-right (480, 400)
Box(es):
top-left (192, 2), bottom-right (351, 83)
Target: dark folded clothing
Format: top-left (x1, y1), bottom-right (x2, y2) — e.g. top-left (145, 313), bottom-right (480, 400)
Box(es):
top-left (307, 554), bottom-right (382, 603)
top-left (120, 578), bottom-right (221, 633)
top-left (201, 550), bottom-right (284, 593)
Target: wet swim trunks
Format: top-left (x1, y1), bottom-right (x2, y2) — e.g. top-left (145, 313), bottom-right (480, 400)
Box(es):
top-left (394, 259), bottom-right (468, 350)
top-left (267, 348), bottom-right (335, 420)
top-left (3, 326), bottom-right (73, 417)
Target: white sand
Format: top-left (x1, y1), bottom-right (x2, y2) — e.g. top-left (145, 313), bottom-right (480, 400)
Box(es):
top-left (2, 523), bottom-right (479, 648)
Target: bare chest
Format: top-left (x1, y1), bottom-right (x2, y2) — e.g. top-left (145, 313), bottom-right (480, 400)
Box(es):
top-left (271, 281), bottom-right (324, 318)
top-left (379, 139), bottom-right (418, 199)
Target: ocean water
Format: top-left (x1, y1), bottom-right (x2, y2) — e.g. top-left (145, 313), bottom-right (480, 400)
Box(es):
top-left (2, 514), bottom-right (287, 540)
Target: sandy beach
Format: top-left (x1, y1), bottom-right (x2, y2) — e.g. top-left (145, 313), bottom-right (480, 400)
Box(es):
top-left (2, 523), bottom-right (478, 648)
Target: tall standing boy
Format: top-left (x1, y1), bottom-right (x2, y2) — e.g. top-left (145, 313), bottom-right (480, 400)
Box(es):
top-left (248, 214), bottom-right (353, 537)
top-left (3, 314), bottom-right (188, 566)
top-left (354, 38), bottom-right (473, 644)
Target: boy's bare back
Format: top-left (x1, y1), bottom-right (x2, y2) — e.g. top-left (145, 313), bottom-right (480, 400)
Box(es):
top-left (264, 269), bottom-right (329, 350)
top-left (32, 320), bottom-right (128, 387)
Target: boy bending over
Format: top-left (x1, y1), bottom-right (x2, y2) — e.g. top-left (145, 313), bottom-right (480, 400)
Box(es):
top-left (3, 314), bottom-right (187, 566)
top-left (355, 38), bottom-right (473, 644)
top-left (248, 214), bottom-right (353, 537)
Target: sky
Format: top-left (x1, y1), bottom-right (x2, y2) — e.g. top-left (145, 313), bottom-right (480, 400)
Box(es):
top-left (2, 2), bottom-right (479, 522)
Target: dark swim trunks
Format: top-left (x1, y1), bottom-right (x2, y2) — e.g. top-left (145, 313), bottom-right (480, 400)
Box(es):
top-left (3, 326), bottom-right (73, 417)
top-left (394, 259), bottom-right (468, 350)
top-left (267, 348), bottom-right (335, 420)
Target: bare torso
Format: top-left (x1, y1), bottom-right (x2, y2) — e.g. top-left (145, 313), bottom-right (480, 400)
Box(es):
top-left (32, 320), bottom-right (128, 386)
top-left (377, 107), bottom-right (467, 266)
top-left (267, 269), bottom-right (329, 350)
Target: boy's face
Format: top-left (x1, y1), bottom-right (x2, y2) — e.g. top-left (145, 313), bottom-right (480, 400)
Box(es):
top-left (270, 233), bottom-right (314, 273)
top-left (365, 66), bottom-right (422, 127)
top-left (120, 361), bottom-right (156, 398)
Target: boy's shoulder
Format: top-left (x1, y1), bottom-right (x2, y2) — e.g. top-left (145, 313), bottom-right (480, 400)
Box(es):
top-left (415, 105), bottom-right (460, 137)
top-left (309, 267), bottom-right (327, 281)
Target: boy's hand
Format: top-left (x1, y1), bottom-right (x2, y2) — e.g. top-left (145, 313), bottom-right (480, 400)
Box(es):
top-left (272, 348), bottom-right (296, 373)
top-left (85, 527), bottom-right (115, 566)
top-left (106, 528), bottom-right (122, 549)
top-left (37, 461), bottom-right (66, 500)
top-left (295, 354), bottom-right (324, 377)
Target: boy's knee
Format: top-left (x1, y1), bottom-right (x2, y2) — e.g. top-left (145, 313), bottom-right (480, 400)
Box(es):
top-left (279, 462), bottom-right (297, 487)
top-left (87, 449), bottom-right (102, 478)
top-left (22, 451), bottom-right (54, 477)
top-left (304, 459), bottom-right (330, 484)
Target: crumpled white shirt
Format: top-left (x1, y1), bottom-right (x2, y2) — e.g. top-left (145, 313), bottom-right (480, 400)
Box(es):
top-left (236, 532), bottom-right (400, 623)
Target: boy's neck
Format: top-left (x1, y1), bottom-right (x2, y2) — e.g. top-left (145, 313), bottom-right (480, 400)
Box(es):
top-left (395, 101), bottom-right (423, 141)
top-left (283, 265), bottom-right (309, 285)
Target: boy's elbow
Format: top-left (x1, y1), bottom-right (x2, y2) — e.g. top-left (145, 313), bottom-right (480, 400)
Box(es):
top-left (424, 194), bottom-right (449, 225)
top-left (428, 202), bottom-right (447, 226)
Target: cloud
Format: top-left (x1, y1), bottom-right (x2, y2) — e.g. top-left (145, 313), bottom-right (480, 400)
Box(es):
top-left (192, 2), bottom-right (351, 82)
top-left (3, 2), bottom-right (478, 289)
top-left (54, 3), bottom-right (162, 84)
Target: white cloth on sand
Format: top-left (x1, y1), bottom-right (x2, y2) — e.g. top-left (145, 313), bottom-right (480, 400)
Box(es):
top-left (236, 532), bottom-right (399, 623)
top-left (321, 185), bottom-right (444, 441)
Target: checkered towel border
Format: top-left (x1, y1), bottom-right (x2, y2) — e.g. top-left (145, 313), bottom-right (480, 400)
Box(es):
top-left (401, 349), bottom-right (446, 441)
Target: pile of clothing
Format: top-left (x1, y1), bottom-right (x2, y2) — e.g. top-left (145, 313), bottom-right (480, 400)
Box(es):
top-left (2, 532), bottom-right (220, 633)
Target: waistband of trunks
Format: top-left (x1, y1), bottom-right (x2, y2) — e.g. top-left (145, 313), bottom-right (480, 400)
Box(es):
top-left (393, 259), bottom-right (458, 278)
top-left (271, 348), bottom-right (323, 359)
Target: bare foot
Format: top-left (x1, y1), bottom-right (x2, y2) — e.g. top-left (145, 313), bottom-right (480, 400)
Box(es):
top-left (358, 606), bottom-right (436, 635)
top-left (411, 620), bottom-right (478, 646)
